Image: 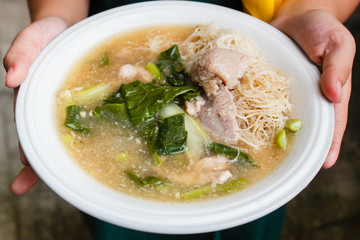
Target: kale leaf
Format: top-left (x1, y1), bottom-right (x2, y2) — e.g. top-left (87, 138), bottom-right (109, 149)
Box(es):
top-left (158, 113), bottom-right (187, 155)
top-left (157, 45), bottom-right (183, 74)
top-left (103, 87), bottom-right (125, 104)
top-left (93, 103), bottom-right (130, 124)
top-left (64, 105), bottom-right (90, 134)
top-left (121, 80), bottom-right (198, 126)
top-left (209, 142), bottom-right (256, 166)
top-left (125, 171), bottom-right (167, 186)
top-left (156, 45), bottom-right (191, 86)
top-left (138, 114), bottom-right (187, 156)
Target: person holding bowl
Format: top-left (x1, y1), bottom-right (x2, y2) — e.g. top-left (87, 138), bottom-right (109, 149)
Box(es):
top-left (3, 0), bottom-right (358, 239)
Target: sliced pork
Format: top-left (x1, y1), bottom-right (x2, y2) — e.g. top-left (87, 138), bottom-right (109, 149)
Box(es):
top-left (191, 48), bottom-right (249, 95)
top-left (186, 48), bottom-right (249, 143)
top-left (197, 85), bottom-right (239, 143)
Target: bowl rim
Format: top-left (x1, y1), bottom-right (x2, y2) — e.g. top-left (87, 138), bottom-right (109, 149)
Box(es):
top-left (15, 1), bottom-right (334, 234)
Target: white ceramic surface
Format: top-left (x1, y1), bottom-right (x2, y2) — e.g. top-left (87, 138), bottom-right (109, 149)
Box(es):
top-left (16, 1), bottom-right (334, 234)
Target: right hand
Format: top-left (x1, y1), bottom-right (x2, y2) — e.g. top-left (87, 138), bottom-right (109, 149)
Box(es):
top-left (3, 16), bottom-right (68, 195)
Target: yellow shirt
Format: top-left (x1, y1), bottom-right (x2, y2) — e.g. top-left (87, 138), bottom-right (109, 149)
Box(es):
top-left (242, 0), bottom-right (286, 22)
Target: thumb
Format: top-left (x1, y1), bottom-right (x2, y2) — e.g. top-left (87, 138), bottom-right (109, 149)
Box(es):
top-left (320, 31), bottom-right (355, 103)
top-left (3, 16), bottom-right (67, 88)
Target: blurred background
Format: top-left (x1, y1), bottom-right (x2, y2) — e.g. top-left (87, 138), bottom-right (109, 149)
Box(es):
top-left (0, 0), bottom-right (359, 239)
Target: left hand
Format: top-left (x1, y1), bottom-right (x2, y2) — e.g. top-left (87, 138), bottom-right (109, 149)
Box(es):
top-left (271, 9), bottom-right (355, 168)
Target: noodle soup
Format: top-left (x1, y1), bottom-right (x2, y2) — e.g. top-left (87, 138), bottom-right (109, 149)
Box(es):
top-left (55, 25), bottom-right (298, 202)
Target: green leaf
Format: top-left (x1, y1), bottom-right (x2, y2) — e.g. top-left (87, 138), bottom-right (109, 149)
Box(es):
top-left (64, 105), bottom-right (90, 134)
top-left (125, 171), bottom-right (144, 186)
top-left (182, 90), bottom-right (200, 101)
top-left (156, 45), bottom-right (189, 86)
top-left (125, 171), bottom-right (167, 186)
top-left (100, 52), bottom-right (109, 67)
top-left (137, 113), bottom-right (188, 157)
top-left (158, 113), bottom-right (187, 155)
top-left (143, 176), bottom-right (165, 185)
top-left (121, 80), bottom-right (198, 126)
top-left (157, 45), bottom-right (183, 73)
top-left (64, 123), bottom-right (90, 134)
top-left (103, 87), bottom-right (125, 104)
top-left (166, 70), bottom-right (189, 86)
top-left (138, 118), bottom-right (161, 156)
top-left (209, 142), bottom-right (256, 166)
top-left (93, 103), bottom-right (130, 124)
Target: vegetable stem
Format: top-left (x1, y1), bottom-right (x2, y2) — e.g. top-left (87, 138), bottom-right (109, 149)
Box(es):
top-left (285, 119), bottom-right (302, 133)
top-left (146, 62), bottom-right (162, 81)
top-left (276, 129), bottom-right (287, 149)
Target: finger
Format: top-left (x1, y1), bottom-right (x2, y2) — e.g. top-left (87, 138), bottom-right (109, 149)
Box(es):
top-left (12, 88), bottom-right (19, 113)
top-left (322, 74), bottom-right (351, 169)
top-left (19, 142), bottom-right (29, 165)
top-left (320, 29), bottom-right (355, 103)
top-left (4, 53), bottom-right (31, 88)
top-left (11, 166), bottom-right (40, 195)
top-left (4, 25), bottom-right (44, 88)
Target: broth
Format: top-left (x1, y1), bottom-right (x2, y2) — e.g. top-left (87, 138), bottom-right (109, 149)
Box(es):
top-left (55, 25), bottom-right (294, 202)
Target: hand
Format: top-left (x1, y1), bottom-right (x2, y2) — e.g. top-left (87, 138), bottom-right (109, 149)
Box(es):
top-left (3, 16), bottom-right (68, 194)
top-left (271, 9), bottom-right (355, 168)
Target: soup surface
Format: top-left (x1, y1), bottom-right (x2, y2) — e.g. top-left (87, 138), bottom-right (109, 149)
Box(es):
top-left (55, 25), bottom-right (295, 202)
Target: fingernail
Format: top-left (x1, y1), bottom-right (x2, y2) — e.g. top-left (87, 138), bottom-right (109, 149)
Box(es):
top-left (336, 82), bottom-right (342, 99)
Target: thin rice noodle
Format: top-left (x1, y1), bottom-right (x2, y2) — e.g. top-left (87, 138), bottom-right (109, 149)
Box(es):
top-left (180, 25), bottom-right (292, 149)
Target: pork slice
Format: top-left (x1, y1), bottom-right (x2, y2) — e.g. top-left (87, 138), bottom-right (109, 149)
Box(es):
top-left (185, 95), bottom-right (206, 117)
top-left (191, 48), bottom-right (249, 95)
top-left (198, 85), bottom-right (239, 143)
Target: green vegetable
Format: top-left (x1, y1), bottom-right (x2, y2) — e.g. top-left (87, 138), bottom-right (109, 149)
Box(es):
top-left (138, 118), bottom-right (160, 150)
top-left (159, 103), bottom-right (210, 160)
top-left (146, 62), bottom-right (162, 81)
top-left (74, 83), bottom-right (113, 105)
top-left (64, 105), bottom-right (90, 134)
top-left (116, 152), bottom-right (129, 162)
top-left (125, 171), bottom-right (166, 186)
top-left (138, 113), bottom-right (188, 157)
top-left (120, 80), bottom-right (198, 126)
top-left (285, 119), bottom-right (302, 133)
top-left (153, 153), bottom-right (162, 165)
top-left (183, 185), bottom-right (213, 200)
top-left (103, 87), bottom-right (125, 105)
top-left (93, 103), bottom-right (130, 124)
top-left (276, 129), bottom-right (287, 149)
top-left (183, 178), bottom-right (247, 200)
top-left (166, 70), bottom-right (189, 86)
top-left (126, 171), bottom-right (144, 186)
top-left (158, 113), bottom-right (187, 155)
top-left (100, 52), bottom-right (110, 67)
top-left (209, 142), bottom-right (256, 166)
top-left (156, 45), bottom-right (190, 86)
top-left (157, 45), bottom-right (183, 74)
top-left (62, 134), bottom-right (75, 146)
top-left (181, 90), bottom-right (201, 101)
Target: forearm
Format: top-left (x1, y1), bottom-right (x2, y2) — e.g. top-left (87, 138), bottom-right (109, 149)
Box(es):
top-left (276, 0), bottom-right (360, 22)
top-left (27, 0), bottom-right (90, 27)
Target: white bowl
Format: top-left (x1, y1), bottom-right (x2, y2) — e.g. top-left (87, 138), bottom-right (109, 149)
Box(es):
top-left (16, 1), bottom-right (334, 234)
